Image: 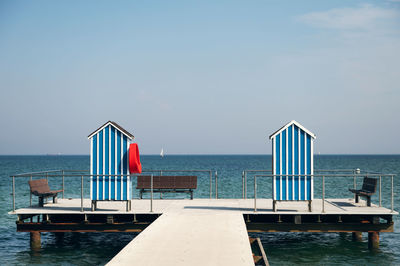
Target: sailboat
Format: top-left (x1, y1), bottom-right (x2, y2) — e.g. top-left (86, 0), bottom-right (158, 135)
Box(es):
top-left (160, 148), bottom-right (164, 158)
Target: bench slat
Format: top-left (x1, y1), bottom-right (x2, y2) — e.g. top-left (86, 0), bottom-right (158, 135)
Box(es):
top-left (137, 176), bottom-right (197, 189)
top-left (28, 179), bottom-right (63, 207)
top-left (29, 179), bottom-right (51, 194)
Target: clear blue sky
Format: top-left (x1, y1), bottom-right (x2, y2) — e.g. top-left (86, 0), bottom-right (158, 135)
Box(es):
top-left (1, 0), bottom-right (399, 155)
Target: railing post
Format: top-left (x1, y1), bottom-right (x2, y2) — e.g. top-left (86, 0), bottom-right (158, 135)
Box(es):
top-left (81, 175), bottom-right (84, 212)
top-left (242, 171), bottom-right (245, 199)
top-left (209, 171), bottom-right (212, 199)
top-left (131, 175), bottom-right (137, 199)
top-left (254, 175), bottom-right (257, 212)
top-left (150, 174), bottom-right (153, 212)
top-left (160, 170), bottom-right (162, 176)
top-left (244, 171), bottom-right (247, 199)
top-left (30, 175), bottom-right (32, 207)
top-left (62, 170), bottom-right (65, 199)
top-left (353, 170), bottom-right (356, 190)
top-left (379, 175), bottom-right (381, 207)
top-left (215, 171), bottom-right (218, 199)
top-left (322, 175), bottom-right (325, 213)
top-left (391, 175), bottom-right (394, 213)
top-left (12, 176), bottom-right (15, 212)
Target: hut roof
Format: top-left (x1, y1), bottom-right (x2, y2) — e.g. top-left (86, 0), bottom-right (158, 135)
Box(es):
top-left (88, 121), bottom-right (134, 140)
top-left (269, 120), bottom-right (316, 140)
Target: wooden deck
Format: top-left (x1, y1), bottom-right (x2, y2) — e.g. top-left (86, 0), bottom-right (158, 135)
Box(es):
top-left (11, 198), bottom-right (397, 215)
top-left (11, 198), bottom-right (396, 265)
top-left (107, 211), bottom-right (254, 266)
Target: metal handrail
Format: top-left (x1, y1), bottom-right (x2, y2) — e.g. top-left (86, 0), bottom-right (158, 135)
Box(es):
top-left (242, 169), bottom-right (361, 199)
top-left (11, 169), bottom-right (216, 212)
top-left (252, 173), bottom-right (396, 213)
top-left (242, 170), bottom-right (272, 199)
top-left (13, 169), bottom-right (63, 177)
top-left (363, 170), bottom-right (397, 175)
top-left (12, 173), bottom-right (155, 213)
top-left (315, 169), bottom-right (357, 172)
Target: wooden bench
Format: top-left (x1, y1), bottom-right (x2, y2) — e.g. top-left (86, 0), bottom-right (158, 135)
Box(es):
top-left (137, 176), bottom-right (197, 199)
top-left (349, 177), bottom-right (377, 206)
top-left (28, 179), bottom-right (63, 207)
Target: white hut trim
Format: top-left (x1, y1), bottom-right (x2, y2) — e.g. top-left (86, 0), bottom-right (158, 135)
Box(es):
top-left (88, 121), bottom-right (134, 140)
top-left (269, 120), bottom-right (316, 140)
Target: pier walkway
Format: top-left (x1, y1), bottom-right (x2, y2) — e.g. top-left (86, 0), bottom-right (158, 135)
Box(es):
top-left (107, 209), bottom-right (253, 266)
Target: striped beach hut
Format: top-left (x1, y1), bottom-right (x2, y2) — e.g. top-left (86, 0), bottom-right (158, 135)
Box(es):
top-left (269, 120), bottom-right (316, 211)
top-left (88, 121), bottom-right (134, 211)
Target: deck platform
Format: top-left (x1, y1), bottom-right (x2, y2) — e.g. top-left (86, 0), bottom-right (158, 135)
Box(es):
top-left (11, 198), bottom-right (396, 265)
top-left (12, 198), bottom-right (396, 232)
top-left (11, 198), bottom-right (397, 216)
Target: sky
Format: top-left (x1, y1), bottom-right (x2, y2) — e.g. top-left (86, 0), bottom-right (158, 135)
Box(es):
top-left (0, 0), bottom-right (399, 155)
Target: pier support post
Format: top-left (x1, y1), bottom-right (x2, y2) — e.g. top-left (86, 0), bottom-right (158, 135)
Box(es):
top-left (352, 232), bottom-right (362, 242)
top-left (368, 232), bottom-right (379, 250)
top-left (30, 232), bottom-right (41, 250)
top-left (55, 232), bottom-right (64, 244)
top-left (55, 232), bottom-right (64, 238)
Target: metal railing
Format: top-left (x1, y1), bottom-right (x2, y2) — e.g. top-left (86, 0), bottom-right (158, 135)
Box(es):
top-left (242, 170), bottom-right (271, 199)
top-left (10, 168), bottom-right (395, 214)
top-left (252, 170), bottom-right (395, 213)
top-left (242, 169), bottom-right (361, 200)
top-left (10, 169), bottom-right (217, 213)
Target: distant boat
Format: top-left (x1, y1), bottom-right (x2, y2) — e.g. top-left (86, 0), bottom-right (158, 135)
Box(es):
top-left (160, 148), bottom-right (164, 158)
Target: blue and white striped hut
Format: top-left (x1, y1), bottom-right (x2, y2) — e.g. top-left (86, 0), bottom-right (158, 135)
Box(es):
top-left (269, 120), bottom-right (316, 211)
top-left (88, 121), bottom-right (134, 211)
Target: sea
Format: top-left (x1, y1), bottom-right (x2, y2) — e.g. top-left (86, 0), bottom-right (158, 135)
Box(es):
top-left (0, 155), bottom-right (399, 265)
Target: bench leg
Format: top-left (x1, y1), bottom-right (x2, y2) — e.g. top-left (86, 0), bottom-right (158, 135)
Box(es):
top-left (190, 190), bottom-right (193, 200)
top-left (273, 200), bottom-right (277, 212)
top-left (39, 197), bottom-right (44, 207)
top-left (367, 196), bottom-right (371, 207)
top-left (355, 194), bottom-right (359, 203)
top-left (139, 190), bottom-right (143, 199)
top-left (91, 201), bottom-right (96, 211)
top-left (308, 200), bottom-right (312, 212)
top-left (53, 195), bottom-right (57, 204)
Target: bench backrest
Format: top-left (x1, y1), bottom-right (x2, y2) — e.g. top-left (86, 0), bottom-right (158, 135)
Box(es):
top-left (137, 176), bottom-right (197, 189)
top-left (28, 179), bottom-right (51, 194)
top-left (361, 177), bottom-right (377, 193)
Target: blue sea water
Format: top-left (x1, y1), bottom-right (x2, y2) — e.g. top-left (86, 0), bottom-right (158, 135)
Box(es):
top-left (0, 155), bottom-right (399, 265)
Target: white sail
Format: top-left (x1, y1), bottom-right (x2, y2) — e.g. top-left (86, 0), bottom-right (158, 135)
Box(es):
top-left (160, 148), bottom-right (164, 157)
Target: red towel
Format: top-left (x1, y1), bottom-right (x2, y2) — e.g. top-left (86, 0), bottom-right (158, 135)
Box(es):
top-left (129, 143), bottom-right (142, 174)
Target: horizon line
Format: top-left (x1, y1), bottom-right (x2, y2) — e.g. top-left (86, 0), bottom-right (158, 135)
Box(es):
top-left (1, 153), bottom-right (400, 156)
